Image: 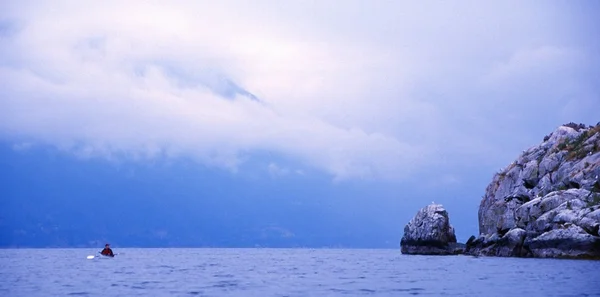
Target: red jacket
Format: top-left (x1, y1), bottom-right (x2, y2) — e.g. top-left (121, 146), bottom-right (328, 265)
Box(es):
top-left (101, 247), bottom-right (114, 257)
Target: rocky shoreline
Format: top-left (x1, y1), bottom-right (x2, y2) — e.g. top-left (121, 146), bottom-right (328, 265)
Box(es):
top-left (401, 123), bottom-right (600, 259)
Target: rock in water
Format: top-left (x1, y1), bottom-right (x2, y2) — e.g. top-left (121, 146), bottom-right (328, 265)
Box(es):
top-left (401, 204), bottom-right (459, 255)
top-left (468, 123), bottom-right (600, 259)
top-left (526, 224), bottom-right (600, 259)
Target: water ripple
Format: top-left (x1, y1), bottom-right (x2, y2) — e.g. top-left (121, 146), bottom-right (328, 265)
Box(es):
top-left (1, 248), bottom-right (599, 297)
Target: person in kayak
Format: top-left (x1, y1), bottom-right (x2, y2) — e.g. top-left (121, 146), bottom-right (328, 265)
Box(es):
top-left (100, 243), bottom-right (114, 257)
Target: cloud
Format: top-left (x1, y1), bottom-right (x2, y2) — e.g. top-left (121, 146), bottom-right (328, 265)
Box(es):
top-left (0, 1), bottom-right (598, 181)
top-left (11, 142), bottom-right (33, 152)
top-left (267, 163), bottom-right (289, 178)
top-left (482, 46), bottom-right (584, 90)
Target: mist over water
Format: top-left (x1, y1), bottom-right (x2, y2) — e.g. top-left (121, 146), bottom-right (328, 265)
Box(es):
top-left (1, 248), bottom-right (598, 297)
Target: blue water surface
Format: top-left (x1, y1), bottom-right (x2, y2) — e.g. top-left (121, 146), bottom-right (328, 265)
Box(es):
top-left (1, 248), bottom-right (598, 296)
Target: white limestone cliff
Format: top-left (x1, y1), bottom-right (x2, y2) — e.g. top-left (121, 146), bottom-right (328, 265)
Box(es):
top-left (466, 123), bottom-right (600, 259)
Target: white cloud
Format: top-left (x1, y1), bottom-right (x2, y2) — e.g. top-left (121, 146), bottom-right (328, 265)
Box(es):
top-left (267, 163), bottom-right (289, 178)
top-left (0, 1), bottom-right (598, 181)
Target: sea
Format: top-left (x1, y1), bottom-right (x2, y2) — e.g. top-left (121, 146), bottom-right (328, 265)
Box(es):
top-left (1, 248), bottom-right (598, 297)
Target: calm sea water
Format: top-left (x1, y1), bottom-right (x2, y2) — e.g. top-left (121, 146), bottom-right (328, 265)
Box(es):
top-left (0, 248), bottom-right (598, 297)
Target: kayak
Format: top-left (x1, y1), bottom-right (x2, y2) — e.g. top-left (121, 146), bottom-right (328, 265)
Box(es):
top-left (86, 253), bottom-right (117, 259)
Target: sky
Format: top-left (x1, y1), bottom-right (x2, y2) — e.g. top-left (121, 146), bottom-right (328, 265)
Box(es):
top-left (1, 1), bottom-right (599, 247)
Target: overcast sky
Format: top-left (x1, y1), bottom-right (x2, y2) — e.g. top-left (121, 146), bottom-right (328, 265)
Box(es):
top-left (1, 1), bottom-right (599, 243)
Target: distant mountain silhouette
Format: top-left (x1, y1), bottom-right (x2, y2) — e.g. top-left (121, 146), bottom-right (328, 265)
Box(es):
top-left (0, 143), bottom-right (397, 248)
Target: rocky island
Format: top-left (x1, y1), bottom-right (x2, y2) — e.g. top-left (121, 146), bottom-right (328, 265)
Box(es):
top-left (400, 204), bottom-right (463, 255)
top-left (401, 122), bottom-right (600, 259)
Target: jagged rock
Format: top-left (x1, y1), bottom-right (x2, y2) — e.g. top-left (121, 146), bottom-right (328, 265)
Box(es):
top-left (579, 217), bottom-right (600, 236)
top-left (466, 228), bottom-right (529, 257)
top-left (586, 209), bottom-right (600, 221)
top-left (400, 204), bottom-right (458, 255)
top-left (468, 123), bottom-right (600, 259)
top-left (521, 160), bottom-right (540, 189)
top-left (448, 242), bottom-right (466, 255)
top-left (527, 225), bottom-right (600, 259)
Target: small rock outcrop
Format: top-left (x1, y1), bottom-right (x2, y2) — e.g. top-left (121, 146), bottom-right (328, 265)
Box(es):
top-left (466, 123), bottom-right (600, 259)
top-left (401, 204), bottom-right (462, 255)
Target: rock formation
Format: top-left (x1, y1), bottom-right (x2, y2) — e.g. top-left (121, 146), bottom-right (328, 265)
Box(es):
top-left (401, 204), bottom-right (462, 255)
top-left (466, 123), bottom-right (600, 259)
